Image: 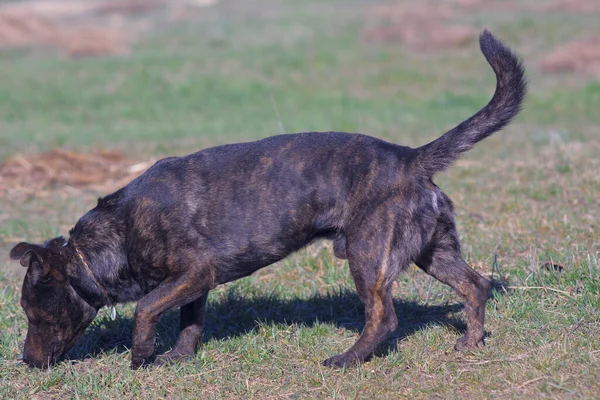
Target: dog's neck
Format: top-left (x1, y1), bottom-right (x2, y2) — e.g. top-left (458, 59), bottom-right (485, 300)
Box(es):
top-left (66, 207), bottom-right (130, 309)
top-left (69, 242), bottom-right (115, 309)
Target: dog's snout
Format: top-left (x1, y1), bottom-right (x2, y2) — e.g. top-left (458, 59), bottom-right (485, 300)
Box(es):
top-left (22, 333), bottom-right (57, 369)
top-left (21, 352), bottom-right (39, 368)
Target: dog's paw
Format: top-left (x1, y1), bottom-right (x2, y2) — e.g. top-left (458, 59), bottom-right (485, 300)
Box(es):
top-left (322, 353), bottom-right (359, 368)
top-left (131, 356), bottom-right (148, 370)
top-left (454, 335), bottom-right (485, 351)
top-left (130, 353), bottom-right (156, 370)
top-left (153, 351), bottom-right (192, 367)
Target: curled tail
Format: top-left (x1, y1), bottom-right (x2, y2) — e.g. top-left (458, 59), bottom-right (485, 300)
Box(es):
top-left (416, 30), bottom-right (527, 176)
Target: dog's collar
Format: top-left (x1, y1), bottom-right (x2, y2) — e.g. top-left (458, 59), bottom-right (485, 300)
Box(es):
top-left (73, 244), bottom-right (116, 318)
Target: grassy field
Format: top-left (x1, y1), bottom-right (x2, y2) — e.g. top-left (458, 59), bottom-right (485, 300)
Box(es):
top-left (1, 0), bottom-right (599, 398)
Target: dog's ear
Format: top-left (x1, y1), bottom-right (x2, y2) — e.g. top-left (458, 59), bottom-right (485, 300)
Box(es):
top-left (45, 236), bottom-right (68, 251)
top-left (10, 242), bottom-right (53, 285)
top-left (9, 242), bottom-right (43, 267)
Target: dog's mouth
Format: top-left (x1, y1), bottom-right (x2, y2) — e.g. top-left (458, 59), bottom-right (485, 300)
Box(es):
top-left (20, 341), bottom-right (64, 369)
top-left (50, 342), bottom-right (60, 365)
top-left (21, 355), bottom-right (56, 369)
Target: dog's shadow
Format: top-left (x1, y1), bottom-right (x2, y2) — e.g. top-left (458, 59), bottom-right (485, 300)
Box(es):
top-left (68, 288), bottom-right (475, 364)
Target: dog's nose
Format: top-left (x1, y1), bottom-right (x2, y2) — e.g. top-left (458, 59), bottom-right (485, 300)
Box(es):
top-left (21, 352), bottom-right (45, 368)
top-left (21, 353), bottom-right (33, 367)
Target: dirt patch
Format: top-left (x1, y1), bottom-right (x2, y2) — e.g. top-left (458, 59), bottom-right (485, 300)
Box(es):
top-left (547, 0), bottom-right (600, 12)
top-left (0, 149), bottom-right (152, 193)
top-left (540, 37), bottom-right (600, 78)
top-left (0, 0), bottom-right (219, 57)
top-left (0, 12), bottom-right (132, 57)
top-left (452, 0), bottom-right (527, 11)
top-left (363, 0), bottom-right (535, 49)
top-left (0, 0), bottom-right (181, 57)
top-left (363, 3), bottom-right (476, 50)
top-left (0, 0), bottom-right (163, 19)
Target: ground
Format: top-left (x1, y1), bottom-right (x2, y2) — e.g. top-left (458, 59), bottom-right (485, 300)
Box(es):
top-left (0, 0), bottom-right (599, 399)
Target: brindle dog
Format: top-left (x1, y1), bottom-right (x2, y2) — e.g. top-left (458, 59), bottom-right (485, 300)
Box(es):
top-left (9, 30), bottom-right (526, 370)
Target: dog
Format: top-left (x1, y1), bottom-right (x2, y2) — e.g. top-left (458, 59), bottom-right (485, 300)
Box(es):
top-left (9, 30), bottom-right (526, 369)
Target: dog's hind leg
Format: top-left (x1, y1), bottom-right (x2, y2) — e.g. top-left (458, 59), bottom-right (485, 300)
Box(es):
top-left (332, 233), bottom-right (347, 259)
top-left (416, 221), bottom-right (491, 350)
top-left (154, 294), bottom-right (208, 366)
top-left (322, 220), bottom-right (403, 368)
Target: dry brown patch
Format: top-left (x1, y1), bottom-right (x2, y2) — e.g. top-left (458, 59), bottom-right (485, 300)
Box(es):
top-left (363, 2), bottom-right (476, 50)
top-left (540, 37), bottom-right (600, 78)
top-left (452, 0), bottom-right (527, 11)
top-left (363, 0), bottom-right (536, 49)
top-left (0, 149), bottom-right (151, 194)
top-left (547, 0), bottom-right (600, 12)
top-left (0, 0), bottom-right (165, 57)
top-left (0, 13), bottom-right (132, 57)
top-left (0, 0), bottom-right (162, 19)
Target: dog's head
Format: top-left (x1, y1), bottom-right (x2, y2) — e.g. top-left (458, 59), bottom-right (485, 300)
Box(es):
top-left (9, 237), bottom-right (98, 368)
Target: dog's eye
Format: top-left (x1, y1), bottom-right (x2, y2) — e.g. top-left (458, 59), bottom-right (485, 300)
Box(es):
top-left (29, 271), bottom-right (52, 287)
top-left (21, 305), bottom-right (40, 326)
top-left (36, 276), bottom-right (52, 285)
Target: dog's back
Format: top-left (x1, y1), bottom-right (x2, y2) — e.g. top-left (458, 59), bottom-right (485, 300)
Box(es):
top-left (111, 132), bottom-right (417, 281)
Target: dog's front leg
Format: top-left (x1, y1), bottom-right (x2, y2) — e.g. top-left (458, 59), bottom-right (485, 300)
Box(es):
top-left (131, 276), bottom-right (207, 369)
top-left (154, 294), bottom-right (208, 366)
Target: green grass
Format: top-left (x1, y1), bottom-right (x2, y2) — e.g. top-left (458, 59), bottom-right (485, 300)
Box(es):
top-left (1, 0), bottom-right (599, 398)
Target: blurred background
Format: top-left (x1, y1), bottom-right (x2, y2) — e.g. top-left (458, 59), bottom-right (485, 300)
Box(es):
top-left (2, 0), bottom-right (598, 259)
top-left (0, 1), bottom-right (598, 398)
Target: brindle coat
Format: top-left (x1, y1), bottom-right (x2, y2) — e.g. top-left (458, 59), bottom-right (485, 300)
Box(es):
top-left (9, 30), bottom-right (526, 369)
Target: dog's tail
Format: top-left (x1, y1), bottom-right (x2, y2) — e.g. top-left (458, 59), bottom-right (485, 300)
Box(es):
top-left (415, 30), bottom-right (527, 176)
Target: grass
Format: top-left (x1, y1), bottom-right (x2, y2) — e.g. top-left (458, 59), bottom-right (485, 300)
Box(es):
top-left (0, 0), bottom-right (599, 398)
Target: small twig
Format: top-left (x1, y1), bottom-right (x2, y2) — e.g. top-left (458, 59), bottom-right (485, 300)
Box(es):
top-left (569, 317), bottom-right (584, 333)
top-left (507, 286), bottom-right (572, 296)
top-left (269, 94), bottom-right (286, 134)
top-left (263, 392), bottom-right (297, 399)
top-left (516, 376), bottom-right (545, 389)
top-left (546, 382), bottom-right (576, 393)
top-left (424, 276), bottom-right (434, 303)
top-left (457, 353), bottom-right (530, 365)
top-left (441, 353), bottom-right (530, 365)
top-left (182, 367), bottom-right (223, 379)
top-left (493, 252), bottom-right (504, 282)
top-left (528, 245), bottom-right (536, 273)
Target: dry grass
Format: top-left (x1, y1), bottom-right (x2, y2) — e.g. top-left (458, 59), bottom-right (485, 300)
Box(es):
top-left (363, 2), bottom-right (476, 50)
top-left (361, 0), bottom-right (542, 49)
top-left (541, 37), bottom-right (600, 78)
top-left (547, 0), bottom-right (600, 12)
top-left (0, 149), bottom-right (151, 194)
top-left (0, 0), bottom-right (206, 57)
